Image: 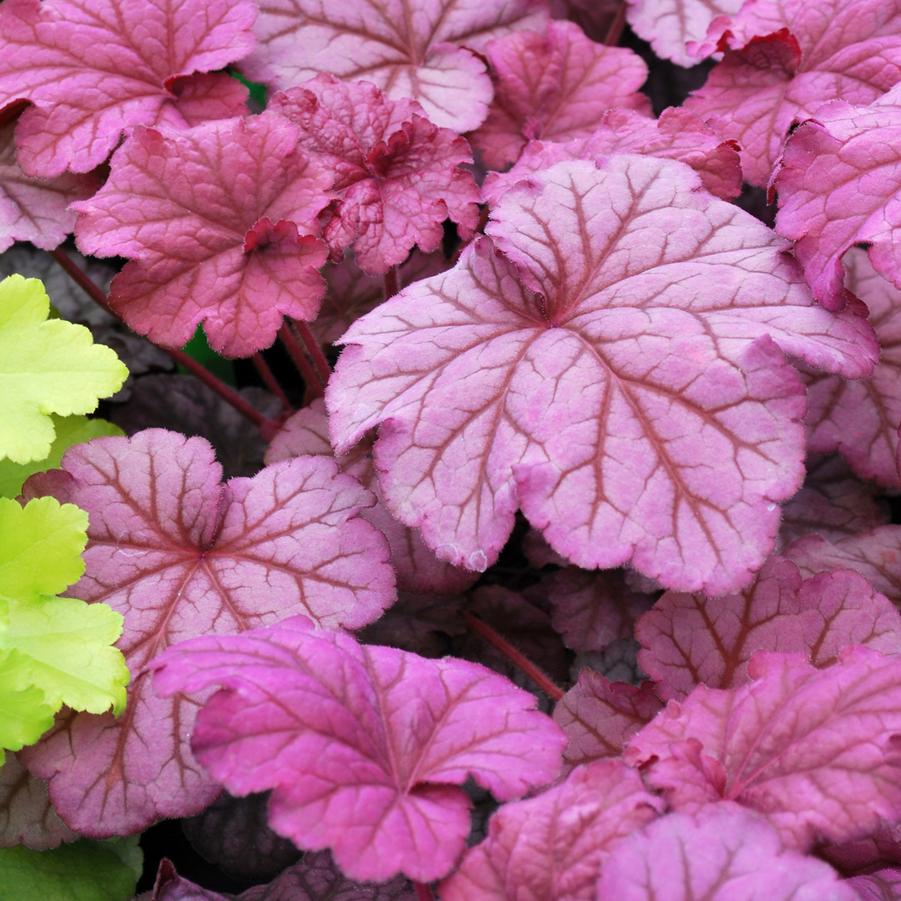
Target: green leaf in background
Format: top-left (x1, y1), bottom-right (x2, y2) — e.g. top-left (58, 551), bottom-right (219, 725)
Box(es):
top-left (0, 837), bottom-right (142, 901)
top-left (183, 324), bottom-right (235, 384)
top-left (229, 67), bottom-right (267, 108)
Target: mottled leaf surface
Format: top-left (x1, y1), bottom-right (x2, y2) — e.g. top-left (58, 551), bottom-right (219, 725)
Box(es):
top-left (0, 753), bottom-right (75, 850)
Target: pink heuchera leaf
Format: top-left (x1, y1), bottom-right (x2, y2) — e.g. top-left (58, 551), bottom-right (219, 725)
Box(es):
top-left (625, 0), bottom-right (743, 67)
top-left (73, 115), bottom-right (332, 357)
top-left (482, 106), bottom-right (743, 205)
top-left (0, 754), bottom-right (75, 850)
top-left (270, 76), bottom-right (479, 275)
top-left (848, 870), bottom-right (901, 901)
top-left (823, 821), bottom-right (901, 874)
top-left (470, 21), bottom-right (649, 170)
top-left (549, 0), bottom-right (621, 43)
top-left (242, 0), bottom-right (550, 133)
top-left (626, 648), bottom-right (901, 849)
top-left (553, 670), bottom-right (662, 770)
top-left (0, 122), bottom-right (98, 252)
top-left (439, 759), bottom-right (662, 901)
top-left (636, 556), bottom-right (901, 699)
top-left (21, 429), bottom-right (394, 836)
top-left (684, 0), bottom-right (901, 187)
top-left (266, 399), bottom-right (474, 594)
top-left (151, 614), bottom-right (566, 882)
top-left (0, 0), bottom-right (255, 176)
top-left (327, 156), bottom-right (877, 593)
top-left (597, 802), bottom-right (857, 900)
top-left (772, 89), bottom-right (901, 310)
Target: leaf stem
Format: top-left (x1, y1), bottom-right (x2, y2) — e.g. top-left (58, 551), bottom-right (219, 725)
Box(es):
top-left (463, 612), bottom-right (564, 702)
top-left (413, 882), bottom-right (434, 901)
top-left (292, 318), bottom-right (332, 386)
top-left (383, 266), bottom-right (399, 300)
top-left (251, 353), bottom-right (293, 412)
top-left (278, 322), bottom-right (324, 398)
top-left (604, 2), bottom-right (627, 46)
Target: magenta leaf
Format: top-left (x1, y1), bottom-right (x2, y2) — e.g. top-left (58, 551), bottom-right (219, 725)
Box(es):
top-left (773, 89), bottom-right (901, 310)
top-left (597, 802), bottom-right (856, 900)
top-left (848, 870), bottom-right (901, 901)
top-left (637, 556), bottom-right (901, 699)
top-left (0, 0), bottom-right (255, 176)
top-left (684, 0), bottom-right (901, 186)
top-left (21, 429), bottom-right (394, 836)
top-left (0, 754), bottom-right (75, 850)
top-left (242, 0), bottom-right (549, 132)
top-left (328, 156), bottom-right (877, 593)
top-left (271, 76), bottom-right (479, 275)
top-left (626, 648), bottom-right (901, 849)
top-left (439, 759), bottom-right (662, 901)
top-left (73, 115), bottom-right (332, 357)
top-left (151, 615), bottom-right (566, 882)
top-left (471, 21), bottom-right (649, 170)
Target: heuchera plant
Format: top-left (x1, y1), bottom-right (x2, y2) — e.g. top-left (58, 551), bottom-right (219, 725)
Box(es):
top-left (0, 0), bottom-right (900, 898)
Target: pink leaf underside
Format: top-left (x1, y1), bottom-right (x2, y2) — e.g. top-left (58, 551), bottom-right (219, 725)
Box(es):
top-left (778, 453), bottom-right (889, 547)
top-left (773, 89), bottom-right (901, 311)
top-left (626, 647), bottom-right (901, 849)
top-left (241, 0), bottom-right (551, 132)
top-left (0, 754), bottom-right (75, 851)
top-left (471, 20), bottom-right (650, 170)
top-left (270, 76), bottom-right (479, 274)
top-left (803, 251), bottom-right (901, 484)
top-left (625, 0), bottom-right (744, 67)
top-left (481, 106), bottom-right (743, 205)
top-left (266, 399), bottom-right (475, 594)
top-left (72, 115), bottom-right (333, 357)
top-left (327, 156), bottom-right (877, 594)
top-left (0, 122), bottom-right (98, 251)
top-left (636, 555), bottom-right (901, 700)
top-left (683, 0), bottom-right (901, 187)
top-left (439, 759), bottom-right (661, 901)
top-left (553, 669), bottom-right (662, 770)
top-left (0, 0), bottom-right (256, 176)
top-left (846, 869), bottom-right (901, 901)
top-left (150, 615), bottom-right (566, 883)
top-left (545, 566), bottom-right (655, 653)
top-left (20, 430), bottom-right (395, 837)
top-left (597, 802), bottom-right (856, 900)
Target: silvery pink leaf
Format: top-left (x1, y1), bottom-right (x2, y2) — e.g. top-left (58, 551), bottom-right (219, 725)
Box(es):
top-left (0, 753), bottom-right (75, 850)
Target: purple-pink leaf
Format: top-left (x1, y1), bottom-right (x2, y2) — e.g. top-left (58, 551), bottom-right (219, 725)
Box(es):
top-left (0, 0), bottom-right (255, 176)
top-left (471, 20), bottom-right (649, 170)
top-left (73, 115), bottom-right (332, 357)
top-left (242, 0), bottom-right (550, 133)
top-left (151, 615), bottom-right (566, 883)
top-left (439, 759), bottom-right (661, 901)
top-left (847, 869), bottom-right (901, 901)
top-left (327, 156), bottom-right (877, 594)
top-left (597, 802), bottom-right (856, 900)
top-left (482, 106), bottom-right (743, 205)
top-left (684, 0), bottom-right (901, 187)
top-left (0, 754), bottom-right (75, 850)
top-left (636, 556), bottom-right (901, 699)
top-left (773, 89), bottom-right (901, 310)
top-left (553, 670), bottom-right (662, 770)
top-left (270, 76), bottom-right (478, 275)
top-left (21, 429), bottom-right (394, 836)
top-left (626, 648), bottom-right (901, 849)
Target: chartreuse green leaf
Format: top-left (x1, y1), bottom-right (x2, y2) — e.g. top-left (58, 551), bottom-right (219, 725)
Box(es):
top-left (0, 275), bottom-right (127, 465)
top-left (0, 836), bottom-right (142, 901)
top-left (0, 496), bottom-right (129, 763)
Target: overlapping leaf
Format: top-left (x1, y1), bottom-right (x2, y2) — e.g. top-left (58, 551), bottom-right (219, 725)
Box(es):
top-left (21, 429), bottom-right (395, 836)
top-left (242, 0), bottom-right (550, 132)
top-left (73, 115), bottom-right (333, 357)
top-left (151, 615), bottom-right (566, 882)
top-left (0, 754), bottom-right (74, 850)
top-left (0, 0), bottom-right (255, 176)
top-left (327, 157), bottom-right (877, 593)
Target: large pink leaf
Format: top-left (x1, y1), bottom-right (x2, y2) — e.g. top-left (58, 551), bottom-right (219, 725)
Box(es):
top-left (637, 556), bottom-right (901, 699)
top-left (73, 115), bottom-right (332, 357)
top-left (439, 759), bottom-right (661, 901)
top-left (327, 156), bottom-right (877, 594)
top-left (773, 89), bottom-right (901, 311)
top-left (0, 754), bottom-right (75, 850)
top-left (470, 21), bottom-right (649, 170)
top-left (597, 802), bottom-right (856, 900)
top-left (0, 0), bottom-right (255, 177)
top-left (242, 0), bottom-right (550, 133)
top-left (270, 76), bottom-right (478, 275)
top-left (626, 648), bottom-right (901, 849)
top-left (0, 122), bottom-right (98, 252)
top-left (481, 106), bottom-right (743, 205)
top-left (21, 430), bottom-right (395, 836)
top-left (684, 0), bottom-right (901, 187)
top-left (151, 615), bottom-right (566, 882)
